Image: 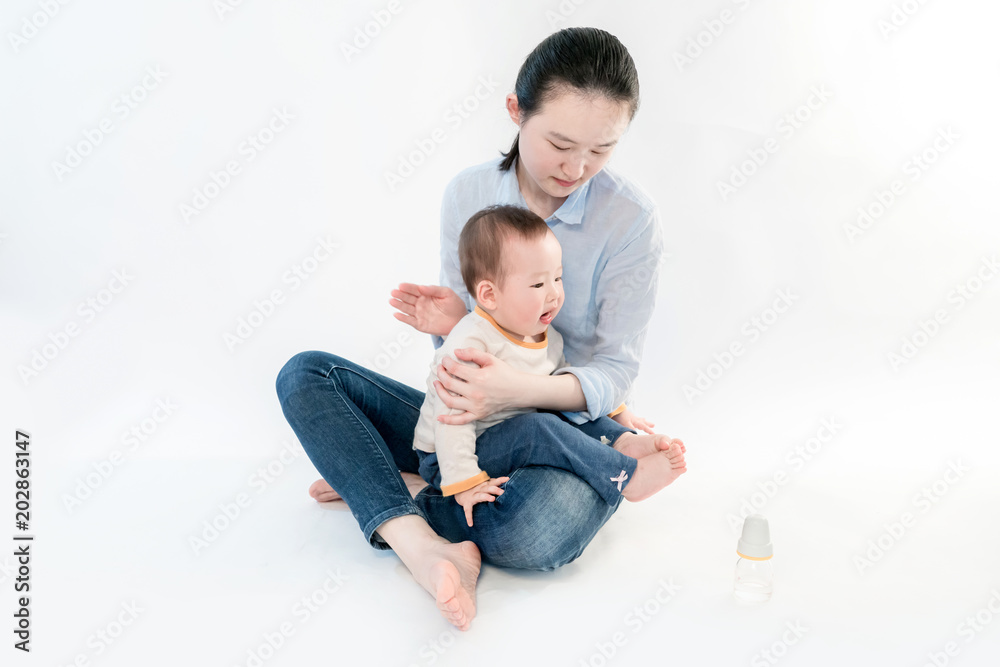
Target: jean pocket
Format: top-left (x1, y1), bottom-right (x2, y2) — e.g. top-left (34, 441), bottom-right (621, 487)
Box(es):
top-left (493, 468), bottom-right (523, 507)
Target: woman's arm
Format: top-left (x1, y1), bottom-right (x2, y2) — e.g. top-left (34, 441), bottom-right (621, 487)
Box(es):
top-left (550, 211), bottom-right (665, 424)
top-left (517, 367), bottom-right (587, 411)
top-left (433, 350), bottom-right (586, 425)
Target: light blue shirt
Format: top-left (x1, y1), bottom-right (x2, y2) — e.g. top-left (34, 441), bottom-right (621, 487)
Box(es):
top-left (436, 157), bottom-right (664, 424)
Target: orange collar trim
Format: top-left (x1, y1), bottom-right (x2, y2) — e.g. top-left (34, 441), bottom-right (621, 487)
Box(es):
top-left (474, 306), bottom-right (548, 349)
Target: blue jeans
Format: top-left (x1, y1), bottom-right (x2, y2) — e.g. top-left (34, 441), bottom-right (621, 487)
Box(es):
top-left (417, 413), bottom-right (638, 506)
top-left (275, 351), bottom-right (633, 570)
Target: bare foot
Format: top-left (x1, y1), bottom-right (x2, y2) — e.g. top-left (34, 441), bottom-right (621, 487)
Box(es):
top-left (309, 478), bottom-right (342, 502)
top-left (621, 442), bottom-right (687, 502)
top-left (614, 432), bottom-right (686, 459)
top-left (309, 472), bottom-right (428, 504)
top-left (412, 541), bottom-right (482, 631)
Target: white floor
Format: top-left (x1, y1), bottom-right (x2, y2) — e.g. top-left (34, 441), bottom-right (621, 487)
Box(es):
top-left (4, 1), bottom-right (1000, 665)
top-left (19, 346), bottom-right (1000, 667)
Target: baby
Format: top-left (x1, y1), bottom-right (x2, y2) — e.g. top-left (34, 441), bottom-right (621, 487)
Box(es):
top-left (412, 205), bottom-right (686, 526)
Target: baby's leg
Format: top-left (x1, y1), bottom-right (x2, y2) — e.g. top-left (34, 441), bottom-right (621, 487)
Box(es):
top-left (474, 413), bottom-right (683, 505)
top-left (473, 413), bottom-right (632, 505)
top-left (480, 412), bottom-right (687, 503)
top-left (572, 414), bottom-right (686, 458)
top-left (619, 443), bottom-right (686, 502)
top-left (613, 432), bottom-right (685, 458)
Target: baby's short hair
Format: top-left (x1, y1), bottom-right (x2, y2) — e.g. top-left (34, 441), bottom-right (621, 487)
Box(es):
top-left (459, 205), bottom-right (550, 296)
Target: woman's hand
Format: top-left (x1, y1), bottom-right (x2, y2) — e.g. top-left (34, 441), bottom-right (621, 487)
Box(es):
top-left (612, 407), bottom-right (656, 434)
top-left (453, 476), bottom-right (509, 527)
top-left (434, 348), bottom-right (522, 424)
top-left (390, 283), bottom-right (467, 337)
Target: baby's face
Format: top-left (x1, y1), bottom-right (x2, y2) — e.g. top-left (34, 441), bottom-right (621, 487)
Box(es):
top-left (491, 231), bottom-right (564, 339)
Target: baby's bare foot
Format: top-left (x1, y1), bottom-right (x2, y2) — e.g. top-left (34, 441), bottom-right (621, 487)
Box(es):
top-left (614, 432), bottom-right (685, 459)
top-left (621, 441), bottom-right (687, 502)
top-left (415, 541), bottom-right (481, 631)
top-left (309, 472), bottom-right (427, 504)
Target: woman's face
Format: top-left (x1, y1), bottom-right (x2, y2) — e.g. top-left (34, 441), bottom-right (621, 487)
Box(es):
top-left (508, 88), bottom-right (631, 207)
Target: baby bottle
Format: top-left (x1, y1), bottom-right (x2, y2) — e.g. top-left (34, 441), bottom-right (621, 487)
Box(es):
top-left (734, 513), bottom-right (773, 603)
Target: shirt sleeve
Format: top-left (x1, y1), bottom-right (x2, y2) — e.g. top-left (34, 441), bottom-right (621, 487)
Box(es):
top-left (434, 181), bottom-right (474, 350)
top-left (434, 420), bottom-right (489, 496)
top-left (431, 326), bottom-right (491, 495)
top-left (553, 207), bottom-right (665, 423)
top-left (553, 349), bottom-right (624, 418)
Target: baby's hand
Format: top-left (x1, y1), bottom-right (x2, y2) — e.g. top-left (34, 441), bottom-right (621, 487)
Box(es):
top-left (453, 476), bottom-right (510, 527)
top-left (612, 407), bottom-right (655, 435)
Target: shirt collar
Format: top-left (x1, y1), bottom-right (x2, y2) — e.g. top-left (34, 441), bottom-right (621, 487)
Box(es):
top-left (498, 162), bottom-right (591, 226)
top-left (473, 306), bottom-right (548, 349)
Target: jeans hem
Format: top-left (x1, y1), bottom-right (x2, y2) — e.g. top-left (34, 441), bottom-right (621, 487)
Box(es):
top-left (363, 505), bottom-right (429, 551)
top-left (608, 427), bottom-right (638, 447)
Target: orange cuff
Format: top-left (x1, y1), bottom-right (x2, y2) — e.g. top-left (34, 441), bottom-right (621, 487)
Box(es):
top-left (441, 470), bottom-right (489, 497)
top-left (607, 403), bottom-right (626, 418)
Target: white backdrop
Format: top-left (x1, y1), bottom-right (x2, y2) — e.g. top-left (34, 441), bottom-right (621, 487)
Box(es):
top-left (2, 1), bottom-right (999, 665)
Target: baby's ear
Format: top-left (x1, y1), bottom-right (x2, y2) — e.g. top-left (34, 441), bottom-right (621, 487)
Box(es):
top-left (476, 280), bottom-right (496, 309)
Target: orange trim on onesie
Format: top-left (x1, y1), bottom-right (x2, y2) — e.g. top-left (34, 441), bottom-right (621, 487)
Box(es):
top-left (473, 306), bottom-right (548, 349)
top-left (441, 470), bottom-right (490, 496)
top-left (607, 403), bottom-right (626, 418)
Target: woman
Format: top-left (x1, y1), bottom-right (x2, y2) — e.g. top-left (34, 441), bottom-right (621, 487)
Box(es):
top-left (276, 27), bottom-right (673, 632)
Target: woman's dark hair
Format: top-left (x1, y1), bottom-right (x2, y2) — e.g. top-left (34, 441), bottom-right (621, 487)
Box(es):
top-left (499, 27), bottom-right (640, 172)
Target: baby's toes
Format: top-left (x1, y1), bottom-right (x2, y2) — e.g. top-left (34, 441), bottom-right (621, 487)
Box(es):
top-left (653, 435), bottom-right (674, 451)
